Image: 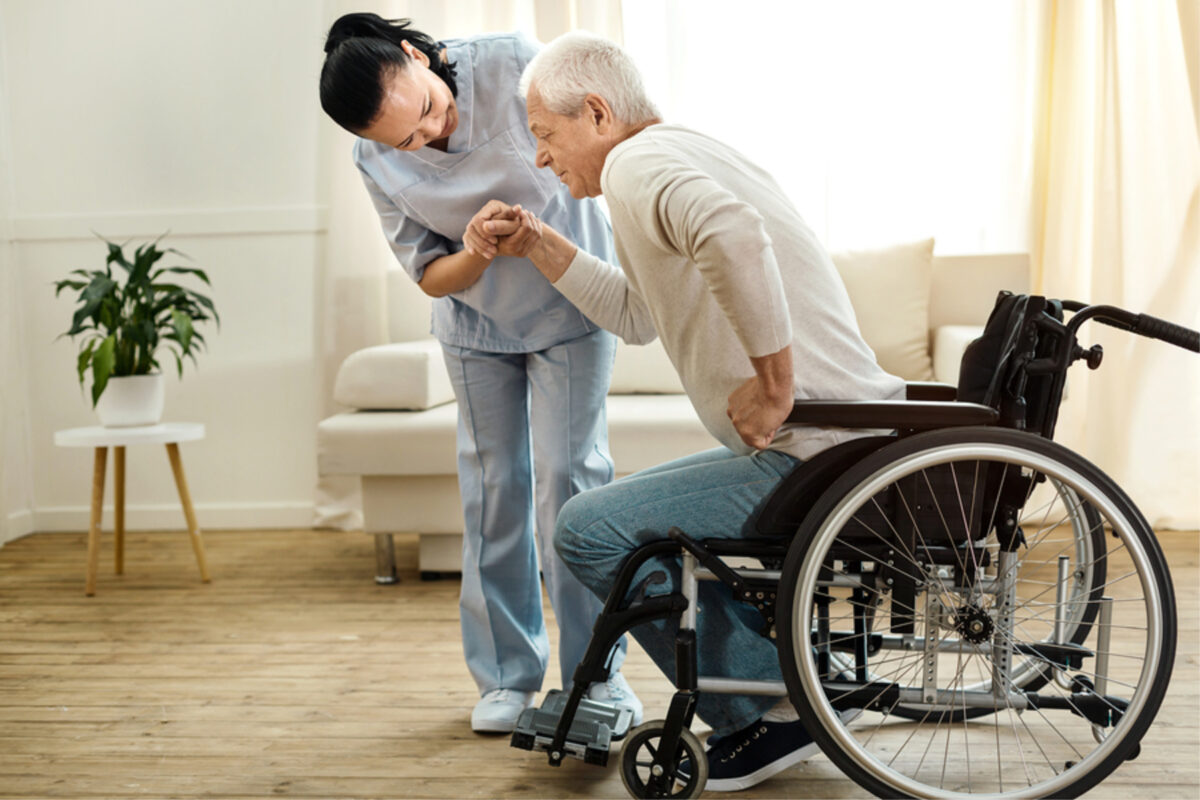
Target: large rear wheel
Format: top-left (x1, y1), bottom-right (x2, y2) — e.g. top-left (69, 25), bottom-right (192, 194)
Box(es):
top-left (777, 428), bottom-right (1175, 798)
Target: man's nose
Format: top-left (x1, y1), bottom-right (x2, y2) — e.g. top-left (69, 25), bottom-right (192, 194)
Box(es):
top-left (534, 145), bottom-right (550, 169)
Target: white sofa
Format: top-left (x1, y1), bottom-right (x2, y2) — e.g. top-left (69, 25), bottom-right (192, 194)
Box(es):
top-left (317, 241), bottom-right (1029, 580)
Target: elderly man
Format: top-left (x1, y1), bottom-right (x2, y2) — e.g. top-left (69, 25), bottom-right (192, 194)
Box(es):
top-left (467, 32), bottom-right (904, 791)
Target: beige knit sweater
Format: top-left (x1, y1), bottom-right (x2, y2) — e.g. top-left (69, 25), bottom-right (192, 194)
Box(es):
top-left (554, 124), bottom-right (904, 459)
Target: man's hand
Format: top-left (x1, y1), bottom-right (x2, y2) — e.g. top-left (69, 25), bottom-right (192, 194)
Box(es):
top-left (727, 347), bottom-right (794, 450)
top-left (486, 206), bottom-right (543, 258)
top-left (464, 200), bottom-right (542, 259)
top-left (463, 200), bottom-right (511, 259)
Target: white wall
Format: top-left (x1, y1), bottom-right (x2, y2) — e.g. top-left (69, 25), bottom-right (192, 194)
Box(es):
top-left (1, 1), bottom-right (36, 545)
top-left (4, 0), bottom-right (331, 533)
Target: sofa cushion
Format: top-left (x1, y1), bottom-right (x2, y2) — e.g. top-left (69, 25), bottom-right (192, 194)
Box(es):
top-left (609, 338), bottom-right (686, 394)
top-left (333, 339), bottom-right (454, 410)
top-left (318, 394), bottom-right (718, 479)
top-left (832, 238), bottom-right (935, 381)
top-left (932, 325), bottom-right (984, 388)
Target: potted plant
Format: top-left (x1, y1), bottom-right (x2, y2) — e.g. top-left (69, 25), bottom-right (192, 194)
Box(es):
top-left (54, 235), bottom-right (218, 427)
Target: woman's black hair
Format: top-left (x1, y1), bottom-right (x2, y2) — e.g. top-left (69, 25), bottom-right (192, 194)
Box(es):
top-left (320, 13), bottom-right (458, 133)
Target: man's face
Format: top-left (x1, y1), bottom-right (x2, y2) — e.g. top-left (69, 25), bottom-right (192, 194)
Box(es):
top-left (526, 91), bottom-right (609, 198)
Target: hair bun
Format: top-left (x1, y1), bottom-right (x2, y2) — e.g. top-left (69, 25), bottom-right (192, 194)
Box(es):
top-left (324, 12), bottom-right (387, 54)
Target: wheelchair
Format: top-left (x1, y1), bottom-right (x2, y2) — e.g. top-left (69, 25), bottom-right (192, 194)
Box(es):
top-left (511, 292), bottom-right (1200, 798)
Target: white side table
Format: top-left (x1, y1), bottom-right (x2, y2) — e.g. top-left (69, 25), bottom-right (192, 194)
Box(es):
top-left (54, 423), bottom-right (211, 596)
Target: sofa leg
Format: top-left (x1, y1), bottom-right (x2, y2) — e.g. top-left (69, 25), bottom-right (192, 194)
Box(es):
top-left (373, 533), bottom-right (398, 585)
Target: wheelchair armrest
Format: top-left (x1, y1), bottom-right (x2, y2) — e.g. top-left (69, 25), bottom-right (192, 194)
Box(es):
top-left (905, 381), bottom-right (958, 401)
top-left (786, 400), bottom-right (999, 431)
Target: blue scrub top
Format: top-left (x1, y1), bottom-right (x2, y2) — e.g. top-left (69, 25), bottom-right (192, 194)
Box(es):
top-left (354, 32), bottom-right (616, 353)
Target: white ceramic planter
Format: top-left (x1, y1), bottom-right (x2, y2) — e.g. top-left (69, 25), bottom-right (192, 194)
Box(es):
top-left (95, 373), bottom-right (166, 427)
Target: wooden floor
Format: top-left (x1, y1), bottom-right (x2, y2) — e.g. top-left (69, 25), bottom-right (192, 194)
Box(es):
top-left (0, 528), bottom-right (1196, 799)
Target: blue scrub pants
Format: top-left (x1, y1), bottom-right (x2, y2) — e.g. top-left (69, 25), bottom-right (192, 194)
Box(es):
top-left (554, 446), bottom-right (800, 736)
top-left (442, 329), bottom-right (626, 694)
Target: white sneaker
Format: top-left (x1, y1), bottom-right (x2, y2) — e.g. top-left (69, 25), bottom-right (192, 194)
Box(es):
top-left (471, 688), bottom-right (536, 733)
top-left (587, 672), bottom-right (644, 726)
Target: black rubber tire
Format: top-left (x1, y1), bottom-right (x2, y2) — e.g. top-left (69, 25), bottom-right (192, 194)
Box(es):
top-left (619, 721), bottom-right (707, 799)
top-left (776, 427), bottom-right (1175, 799)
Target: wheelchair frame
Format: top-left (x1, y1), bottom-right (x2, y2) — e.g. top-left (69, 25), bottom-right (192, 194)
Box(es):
top-left (511, 293), bottom-right (1199, 799)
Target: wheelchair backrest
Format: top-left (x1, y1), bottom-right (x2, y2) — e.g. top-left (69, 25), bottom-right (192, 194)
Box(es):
top-left (956, 292), bottom-right (1069, 438)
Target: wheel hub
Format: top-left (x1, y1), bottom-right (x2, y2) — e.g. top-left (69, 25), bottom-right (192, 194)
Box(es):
top-left (954, 603), bottom-right (994, 644)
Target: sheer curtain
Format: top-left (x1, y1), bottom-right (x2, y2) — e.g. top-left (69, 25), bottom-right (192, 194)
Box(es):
top-left (315, 0), bottom-right (623, 528)
top-left (1032, 0), bottom-right (1200, 528)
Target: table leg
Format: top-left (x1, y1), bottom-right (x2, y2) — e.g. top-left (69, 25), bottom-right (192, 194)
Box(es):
top-left (114, 446), bottom-right (125, 575)
top-left (86, 447), bottom-right (107, 596)
top-left (166, 443), bottom-right (211, 582)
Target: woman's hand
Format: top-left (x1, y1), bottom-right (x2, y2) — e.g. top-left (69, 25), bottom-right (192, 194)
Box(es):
top-left (464, 201), bottom-right (543, 259)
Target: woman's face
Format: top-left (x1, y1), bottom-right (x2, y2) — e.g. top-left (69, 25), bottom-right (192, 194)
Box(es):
top-left (359, 45), bottom-right (457, 150)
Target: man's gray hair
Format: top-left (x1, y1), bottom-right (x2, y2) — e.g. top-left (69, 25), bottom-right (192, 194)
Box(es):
top-left (519, 32), bottom-right (660, 123)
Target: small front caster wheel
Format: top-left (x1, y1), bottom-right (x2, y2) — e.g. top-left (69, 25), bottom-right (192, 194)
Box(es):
top-left (619, 720), bottom-right (707, 799)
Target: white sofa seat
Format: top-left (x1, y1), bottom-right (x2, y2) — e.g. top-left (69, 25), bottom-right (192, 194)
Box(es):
top-left (316, 246), bottom-right (1030, 579)
top-left (319, 386), bottom-right (718, 577)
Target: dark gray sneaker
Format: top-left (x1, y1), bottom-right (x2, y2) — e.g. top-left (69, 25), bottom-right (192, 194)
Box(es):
top-left (686, 709), bottom-right (860, 791)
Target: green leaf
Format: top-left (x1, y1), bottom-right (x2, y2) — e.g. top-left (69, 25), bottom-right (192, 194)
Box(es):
top-left (90, 335), bottom-right (116, 407)
top-left (102, 238), bottom-right (132, 272)
top-left (76, 339), bottom-right (97, 385)
top-left (184, 289), bottom-right (220, 325)
top-left (171, 308), bottom-right (194, 353)
top-left (53, 280), bottom-right (88, 297)
top-left (68, 300), bottom-right (101, 337)
top-left (82, 274), bottom-right (117, 303)
top-left (130, 241), bottom-right (166, 286)
top-left (154, 266), bottom-right (212, 286)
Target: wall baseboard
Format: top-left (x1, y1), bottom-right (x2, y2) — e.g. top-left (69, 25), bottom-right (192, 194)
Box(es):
top-left (1, 510), bottom-right (35, 547)
top-left (31, 502), bottom-right (315, 533)
top-left (11, 206), bottom-right (328, 242)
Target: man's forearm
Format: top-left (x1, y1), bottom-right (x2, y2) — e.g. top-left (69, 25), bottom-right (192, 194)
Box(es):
top-left (750, 346), bottom-right (795, 405)
top-left (526, 224), bottom-right (579, 283)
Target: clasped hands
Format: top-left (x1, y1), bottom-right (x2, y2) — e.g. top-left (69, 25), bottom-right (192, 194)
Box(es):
top-left (464, 200), bottom-right (543, 260)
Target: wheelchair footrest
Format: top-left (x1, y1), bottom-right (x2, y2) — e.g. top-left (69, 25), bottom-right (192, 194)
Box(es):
top-left (510, 689), bottom-right (633, 767)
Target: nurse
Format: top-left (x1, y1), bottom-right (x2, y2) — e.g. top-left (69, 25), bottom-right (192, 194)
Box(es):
top-left (319, 13), bottom-right (641, 734)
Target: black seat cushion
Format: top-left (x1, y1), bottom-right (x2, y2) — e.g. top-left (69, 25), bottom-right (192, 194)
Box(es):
top-left (751, 435), bottom-right (895, 538)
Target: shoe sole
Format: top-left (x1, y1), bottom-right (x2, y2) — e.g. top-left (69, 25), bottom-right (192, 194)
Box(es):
top-left (703, 709), bottom-right (863, 792)
top-left (471, 718), bottom-right (518, 734)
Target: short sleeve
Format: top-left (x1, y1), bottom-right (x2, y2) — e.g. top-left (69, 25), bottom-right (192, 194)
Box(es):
top-left (510, 31), bottom-right (540, 71)
top-left (358, 169), bottom-right (450, 284)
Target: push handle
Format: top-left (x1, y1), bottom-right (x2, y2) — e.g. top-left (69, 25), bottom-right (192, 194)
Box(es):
top-left (1132, 313), bottom-right (1200, 352)
top-left (1062, 301), bottom-right (1200, 353)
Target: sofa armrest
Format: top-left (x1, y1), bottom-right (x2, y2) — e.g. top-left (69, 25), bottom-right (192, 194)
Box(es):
top-left (333, 339), bottom-right (455, 410)
top-left (931, 325), bottom-right (984, 388)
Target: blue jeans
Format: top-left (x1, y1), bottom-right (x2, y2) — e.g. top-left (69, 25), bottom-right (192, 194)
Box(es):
top-left (443, 329), bottom-right (627, 694)
top-left (554, 446), bottom-right (801, 735)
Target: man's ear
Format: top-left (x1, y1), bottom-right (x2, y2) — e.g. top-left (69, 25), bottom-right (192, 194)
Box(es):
top-left (583, 94), bottom-right (614, 133)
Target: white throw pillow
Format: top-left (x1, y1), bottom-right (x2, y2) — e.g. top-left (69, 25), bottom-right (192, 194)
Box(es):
top-left (333, 339), bottom-right (456, 410)
top-left (832, 238), bottom-right (936, 381)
